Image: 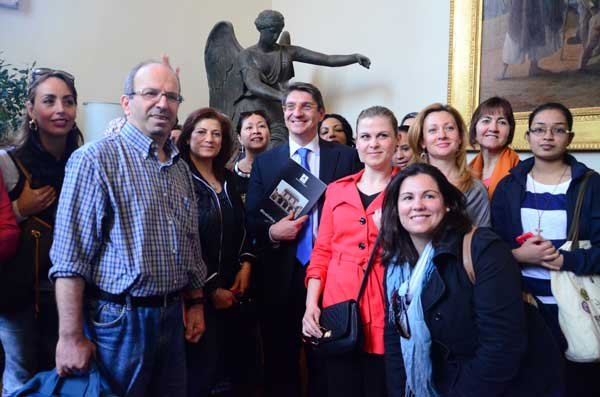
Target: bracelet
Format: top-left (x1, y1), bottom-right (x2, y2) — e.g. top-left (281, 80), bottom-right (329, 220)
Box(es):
top-left (185, 297), bottom-right (206, 308)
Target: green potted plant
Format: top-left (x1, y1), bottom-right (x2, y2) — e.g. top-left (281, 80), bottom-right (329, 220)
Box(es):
top-left (0, 54), bottom-right (34, 144)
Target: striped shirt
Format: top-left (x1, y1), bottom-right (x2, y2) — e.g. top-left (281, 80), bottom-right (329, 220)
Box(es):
top-left (49, 123), bottom-right (206, 296)
top-left (520, 174), bottom-right (571, 304)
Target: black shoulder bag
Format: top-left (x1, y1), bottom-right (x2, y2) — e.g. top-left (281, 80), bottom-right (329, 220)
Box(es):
top-left (310, 235), bottom-right (381, 357)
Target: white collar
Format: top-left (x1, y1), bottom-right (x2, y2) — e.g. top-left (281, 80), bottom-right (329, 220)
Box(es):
top-left (289, 133), bottom-right (320, 156)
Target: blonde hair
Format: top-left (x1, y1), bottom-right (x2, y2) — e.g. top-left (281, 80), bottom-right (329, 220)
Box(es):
top-left (408, 103), bottom-right (473, 193)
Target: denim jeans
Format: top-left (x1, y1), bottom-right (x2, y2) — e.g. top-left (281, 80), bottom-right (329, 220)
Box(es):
top-left (84, 298), bottom-right (186, 397)
top-left (0, 306), bottom-right (37, 397)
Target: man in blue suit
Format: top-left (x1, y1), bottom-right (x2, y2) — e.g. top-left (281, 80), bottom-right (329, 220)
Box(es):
top-left (246, 82), bottom-right (361, 397)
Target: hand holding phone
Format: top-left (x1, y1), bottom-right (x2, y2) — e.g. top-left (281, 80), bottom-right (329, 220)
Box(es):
top-left (516, 232), bottom-right (534, 246)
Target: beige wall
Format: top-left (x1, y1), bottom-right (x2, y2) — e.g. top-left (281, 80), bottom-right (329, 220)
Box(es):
top-left (1, 0), bottom-right (598, 168)
top-left (0, 0), bottom-right (270, 134)
top-left (272, 0), bottom-right (451, 126)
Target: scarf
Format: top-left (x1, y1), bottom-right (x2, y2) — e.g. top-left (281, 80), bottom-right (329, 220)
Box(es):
top-left (386, 242), bottom-right (438, 397)
top-left (469, 146), bottom-right (520, 198)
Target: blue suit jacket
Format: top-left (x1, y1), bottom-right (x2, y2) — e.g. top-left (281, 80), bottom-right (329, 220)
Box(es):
top-left (246, 139), bottom-right (362, 303)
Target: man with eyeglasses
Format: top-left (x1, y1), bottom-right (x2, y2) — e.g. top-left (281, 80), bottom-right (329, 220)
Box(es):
top-left (246, 82), bottom-right (361, 397)
top-left (49, 60), bottom-right (206, 397)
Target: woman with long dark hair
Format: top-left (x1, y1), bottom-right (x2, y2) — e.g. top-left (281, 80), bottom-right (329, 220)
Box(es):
top-left (382, 163), bottom-right (562, 396)
top-left (318, 113), bottom-right (355, 146)
top-left (0, 68), bottom-right (83, 395)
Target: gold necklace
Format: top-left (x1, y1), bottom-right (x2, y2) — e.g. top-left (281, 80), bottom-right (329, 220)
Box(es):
top-left (530, 165), bottom-right (569, 234)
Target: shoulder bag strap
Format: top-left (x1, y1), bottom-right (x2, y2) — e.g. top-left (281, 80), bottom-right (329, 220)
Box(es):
top-left (11, 156), bottom-right (33, 186)
top-left (356, 234), bottom-right (382, 303)
top-left (567, 170), bottom-right (595, 249)
top-left (462, 226), bottom-right (477, 284)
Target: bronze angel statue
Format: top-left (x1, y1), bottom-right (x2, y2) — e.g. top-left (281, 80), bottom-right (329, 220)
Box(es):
top-left (205, 10), bottom-right (371, 146)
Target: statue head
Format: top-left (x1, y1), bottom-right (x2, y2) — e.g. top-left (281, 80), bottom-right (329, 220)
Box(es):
top-left (255, 10), bottom-right (285, 32)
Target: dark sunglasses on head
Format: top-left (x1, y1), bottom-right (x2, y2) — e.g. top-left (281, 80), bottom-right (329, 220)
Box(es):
top-left (391, 289), bottom-right (411, 339)
top-left (31, 68), bottom-right (75, 83)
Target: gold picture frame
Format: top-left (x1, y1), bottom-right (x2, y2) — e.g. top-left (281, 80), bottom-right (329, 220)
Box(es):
top-left (448, 0), bottom-right (600, 151)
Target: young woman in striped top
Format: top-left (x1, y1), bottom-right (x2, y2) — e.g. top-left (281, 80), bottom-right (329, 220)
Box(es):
top-left (491, 102), bottom-right (600, 396)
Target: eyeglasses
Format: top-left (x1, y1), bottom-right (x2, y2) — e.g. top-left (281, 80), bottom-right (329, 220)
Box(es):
top-left (127, 88), bottom-right (184, 104)
top-left (283, 102), bottom-right (317, 112)
top-left (31, 68), bottom-right (75, 83)
top-left (391, 289), bottom-right (411, 339)
top-left (528, 127), bottom-right (571, 136)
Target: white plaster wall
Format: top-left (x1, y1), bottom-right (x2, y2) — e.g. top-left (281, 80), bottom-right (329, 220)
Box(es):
top-left (1, 0), bottom-right (598, 170)
top-left (0, 0), bottom-right (270, 136)
top-left (273, 0), bottom-right (599, 171)
top-left (272, 0), bottom-right (451, 129)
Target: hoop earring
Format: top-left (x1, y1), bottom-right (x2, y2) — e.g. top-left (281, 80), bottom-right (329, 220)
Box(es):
top-left (29, 119), bottom-right (38, 131)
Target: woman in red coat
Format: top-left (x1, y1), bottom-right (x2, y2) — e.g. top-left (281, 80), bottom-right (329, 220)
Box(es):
top-left (302, 106), bottom-right (399, 397)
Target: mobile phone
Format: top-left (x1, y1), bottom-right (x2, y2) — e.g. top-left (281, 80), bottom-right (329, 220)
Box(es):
top-left (516, 232), bottom-right (534, 245)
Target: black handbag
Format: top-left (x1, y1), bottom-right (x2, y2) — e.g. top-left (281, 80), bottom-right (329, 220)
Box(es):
top-left (311, 236), bottom-right (380, 357)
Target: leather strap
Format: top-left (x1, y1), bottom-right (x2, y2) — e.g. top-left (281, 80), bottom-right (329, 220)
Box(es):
top-left (566, 170), bottom-right (595, 249)
top-left (12, 157), bottom-right (33, 185)
top-left (357, 234), bottom-right (381, 303)
top-left (462, 227), bottom-right (477, 284)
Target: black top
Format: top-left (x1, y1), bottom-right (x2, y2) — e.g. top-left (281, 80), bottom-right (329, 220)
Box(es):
top-left (232, 161), bottom-right (250, 201)
top-left (191, 168), bottom-right (255, 293)
top-left (358, 190), bottom-right (379, 210)
top-left (9, 131), bottom-right (79, 225)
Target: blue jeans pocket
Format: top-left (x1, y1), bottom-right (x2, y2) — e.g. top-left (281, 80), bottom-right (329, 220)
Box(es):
top-left (91, 301), bottom-right (126, 328)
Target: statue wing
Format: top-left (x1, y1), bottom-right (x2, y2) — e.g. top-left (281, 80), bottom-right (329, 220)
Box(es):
top-left (204, 21), bottom-right (244, 118)
top-left (278, 31), bottom-right (291, 46)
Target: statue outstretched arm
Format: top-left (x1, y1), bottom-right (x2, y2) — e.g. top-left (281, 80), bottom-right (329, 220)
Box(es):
top-left (240, 65), bottom-right (285, 102)
top-left (290, 45), bottom-right (371, 69)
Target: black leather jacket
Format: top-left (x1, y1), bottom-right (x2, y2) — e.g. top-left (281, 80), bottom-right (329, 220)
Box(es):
top-left (191, 168), bottom-right (255, 293)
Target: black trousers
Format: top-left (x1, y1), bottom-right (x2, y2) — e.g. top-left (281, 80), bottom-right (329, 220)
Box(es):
top-left (326, 351), bottom-right (387, 397)
top-left (259, 262), bottom-right (328, 397)
top-left (565, 360), bottom-right (600, 397)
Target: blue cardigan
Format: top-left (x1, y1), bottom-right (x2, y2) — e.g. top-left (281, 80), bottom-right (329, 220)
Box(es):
top-left (491, 154), bottom-right (600, 276)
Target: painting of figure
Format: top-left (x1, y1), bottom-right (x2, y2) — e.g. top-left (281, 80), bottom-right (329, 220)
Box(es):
top-left (479, 0), bottom-right (600, 112)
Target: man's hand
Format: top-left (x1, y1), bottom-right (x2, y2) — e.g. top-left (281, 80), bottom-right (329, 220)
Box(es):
top-left (160, 53), bottom-right (180, 76)
top-left (184, 304), bottom-right (205, 343)
top-left (55, 334), bottom-right (96, 377)
top-left (269, 212), bottom-right (308, 241)
top-left (17, 180), bottom-right (56, 217)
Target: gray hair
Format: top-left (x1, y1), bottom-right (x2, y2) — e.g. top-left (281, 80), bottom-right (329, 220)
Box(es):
top-left (123, 60), bottom-right (180, 95)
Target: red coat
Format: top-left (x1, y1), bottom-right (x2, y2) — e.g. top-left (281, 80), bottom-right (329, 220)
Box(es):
top-left (0, 172), bottom-right (19, 262)
top-left (306, 168), bottom-right (398, 354)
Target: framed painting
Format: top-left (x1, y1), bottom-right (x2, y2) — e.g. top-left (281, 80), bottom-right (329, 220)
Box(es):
top-left (448, 0), bottom-right (600, 151)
